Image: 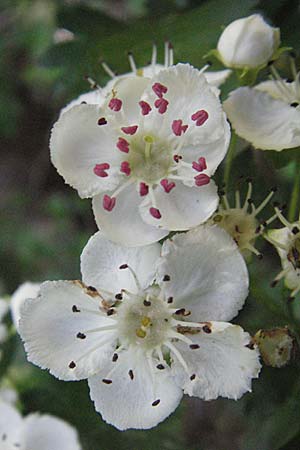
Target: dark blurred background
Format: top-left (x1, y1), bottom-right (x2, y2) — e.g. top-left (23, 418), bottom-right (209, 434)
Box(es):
top-left (1, 1), bottom-right (300, 449)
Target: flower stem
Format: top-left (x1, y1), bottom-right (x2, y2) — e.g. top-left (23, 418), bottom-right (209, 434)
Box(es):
top-left (223, 132), bottom-right (237, 187)
top-left (288, 156), bottom-right (300, 222)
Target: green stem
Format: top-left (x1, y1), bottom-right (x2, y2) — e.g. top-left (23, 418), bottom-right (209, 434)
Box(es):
top-left (223, 132), bottom-right (237, 187)
top-left (288, 156), bottom-right (300, 222)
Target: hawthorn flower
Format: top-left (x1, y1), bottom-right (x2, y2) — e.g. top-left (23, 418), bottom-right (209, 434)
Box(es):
top-left (0, 401), bottom-right (81, 450)
top-left (266, 209), bottom-right (300, 299)
top-left (224, 58), bottom-right (300, 151)
top-left (19, 226), bottom-right (260, 430)
top-left (10, 282), bottom-right (40, 331)
top-left (51, 63), bottom-right (230, 246)
top-left (216, 14), bottom-right (280, 69)
top-left (212, 181), bottom-right (276, 257)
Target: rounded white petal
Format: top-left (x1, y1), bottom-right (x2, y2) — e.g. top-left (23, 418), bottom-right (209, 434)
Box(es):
top-left (157, 225), bottom-right (249, 321)
top-left (19, 281), bottom-right (117, 381)
top-left (60, 89), bottom-right (106, 117)
top-left (0, 402), bottom-right (23, 446)
top-left (81, 231), bottom-right (161, 295)
top-left (21, 414), bottom-right (81, 450)
top-left (203, 69), bottom-right (232, 87)
top-left (140, 181), bottom-right (219, 231)
top-left (88, 348), bottom-right (182, 430)
top-left (173, 322), bottom-right (261, 400)
top-left (10, 282), bottom-right (40, 330)
top-left (92, 184), bottom-right (168, 247)
top-left (224, 87), bottom-right (300, 151)
top-left (50, 104), bottom-right (122, 198)
top-left (217, 14), bottom-right (280, 68)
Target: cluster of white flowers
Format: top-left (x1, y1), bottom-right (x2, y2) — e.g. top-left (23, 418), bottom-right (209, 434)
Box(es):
top-left (9, 12), bottom-right (300, 436)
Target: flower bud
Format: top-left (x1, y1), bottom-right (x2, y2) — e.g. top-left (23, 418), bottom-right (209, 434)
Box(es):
top-left (217, 14), bottom-right (280, 69)
top-left (254, 327), bottom-right (294, 368)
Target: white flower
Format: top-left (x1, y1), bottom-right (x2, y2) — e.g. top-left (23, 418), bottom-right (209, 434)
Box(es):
top-left (19, 226), bottom-right (260, 430)
top-left (0, 401), bottom-right (81, 450)
top-left (224, 59), bottom-right (300, 151)
top-left (50, 63), bottom-right (230, 246)
top-left (10, 282), bottom-right (40, 331)
top-left (217, 14), bottom-right (280, 69)
top-left (60, 44), bottom-right (231, 116)
top-left (266, 208), bottom-right (300, 299)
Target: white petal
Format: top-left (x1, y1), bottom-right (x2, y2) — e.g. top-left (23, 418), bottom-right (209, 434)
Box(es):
top-left (204, 69), bottom-right (232, 87)
top-left (21, 414), bottom-right (81, 450)
top-left (174, 322), bottom-right (261, 400)
top-left (60, 89), bottom-right (106, 117)
top-left (92, 184), bottom-right (168, 247)
top-left (140, 181), bottom-right (219, 231)
top-left (88, 348), bottom-right (182, 430)
top-left (81, 231), bottom-right (161, 295)
top-left (50, 104), bottom-right (122, 198)
top-left (224, 87), bottom-right (300, 151)
top-left (19, 281), bottom-right (117, 381)
top-left (157, 225), bottom-right (249, 321)
top-left (10, 282), bottom-right (40, 330)
top-left (142, 64), bottom-right (230, 147)
top-left (0, 402), bottom-right (23, 446)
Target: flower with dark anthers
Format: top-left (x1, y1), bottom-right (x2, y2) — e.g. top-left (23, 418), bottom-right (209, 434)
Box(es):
top-left (266, 208), bottom-right (300, 300)
top-left (19, 226), bottom-right (260, 430)
top-left (51, 63), bottom-right (230, 246)
top-left (0, 401), bottom-right (82, 450)
top-left (224, 55), bottom-right (300, 151)
top-left (212, 181), bottom-right (277, 258)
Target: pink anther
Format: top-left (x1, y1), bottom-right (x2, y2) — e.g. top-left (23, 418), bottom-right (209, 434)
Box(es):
top-left (154, 98), bottom-right (169, 114)
top-left (93, 163), bottom-right (110, 177)
top-left (108, 98), bottom-right (122, 112)
top-left (121, 125), bottom-right (138, 135)
top-left (172, 120), bottom-right (188, 136)
top-left (160, 179), bottom-right (176, 193)
top-left (120, 161), bottom-right (131, 176)
top-left (152, 83), bottom-right (168, 98)
top-left (103, 195), bottom-right (116, 211)
top-left (194, 174), bottom-right (210, 186)
top-left (139, 101), bottom-right (152, 116)
top-left (117, 137), bottom-right (129, 153)
top-left (191, 110), bottom-right (209, 126)
top-left (149, 207), bottom-right (161, 219)
top-left (139, 182), bottom-right (149, 196)
top-left (192, 157), bottom-right (207, 172)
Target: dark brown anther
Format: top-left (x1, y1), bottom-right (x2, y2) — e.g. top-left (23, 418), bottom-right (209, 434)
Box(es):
top-left (98, 117), bottom-right (107, 126)
top-left (257, 253), bottom-right (263, 260)
top-left (189, 344), bottom-right (200, 350)
top-left (167, 297), bottom-right (173, 303)
top-left (112, 353), bottom-right (118, 362)
top-left (190, 374), bottom-right (196, 380)
top-left (69, 361), bottom-right (76, 369)
top-left (271, 280), bottom-right (278, 288)
top-left (246, 342), bottom-right (255, 350)
top-left (87, 285), bottom-right (97, 292)
top-left (292, 226), bottom-right (299, 235)
top-left (143, 299), bottom-right (151, 307)
top-left (152, 399), bottom-right (160, 406)
top-left (76, 332), bottom-right (86, 339)
top-left (128, 370), bottom-right (134, 380)
top-left (202, 325), bottom-right (212, 334)
top-left (102, 379), bottom-right (112, 384)
top-left (156, 364), bottom-right (165, 370)
top-left (119, 264), bottom-right (128, 270)
top-left (72, 305), bottom-right (80, 313)
top-left (115, 293), bottom-right (123, 300)
top-left (107, 309), bottom-right (115, 316)
top-left (291, 102), bottom-right (299, 108)
top-left (163, 275), bottom-right (171, 281)
top-left (175, 308), bottom-right (186, 315)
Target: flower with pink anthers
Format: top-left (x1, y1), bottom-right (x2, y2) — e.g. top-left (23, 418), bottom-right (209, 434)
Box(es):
top-left (51, 63), bottom-right (230, 245)
top-left (19, 226), bottom-right (260, 431)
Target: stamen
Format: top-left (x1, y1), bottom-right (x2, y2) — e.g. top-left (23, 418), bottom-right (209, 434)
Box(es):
top-left (164, 341), bottom-right (189, 373)
top-left (151, 43), bottom-right (157, 69)
top-left (194, 174), bottom-right (210, 186)
top-left (119, 264), bottom-right (141, 290)
top-left (121, 125), bottom-right (138, 135)
top-left (120, 161), bottom-right (131, 176)
top-left (164, 41), bottom-right (169, 67)
top-left (154, 98), bottom-right (169, 114)
top-left (192, 157), bottom-right (207, 172)
top-left (191, 110), bottom-right (209, 126)
top-left (160, 179), bottom-right (176, 193)
top-left (93, 163), bottom-right (110, 177)
top-left (117, 137), bottom-right (129, 153)
top-left (108, 98), bottom-right (122, 112)
top-left (152, 82), bottom-right (168, 98)
top-left (150, 207), bottom-right (162, 219)
top-left (139, 182), bottom-right (149, 196)
top-left (84, 75), bottom-right (100, 89)
top-left (243, 182), bottom-right (253, 211)
top-left (103, 194), bottom-right (116, 211)
top-left (144, 135), bottom-right (154, 160)
top-left (139, 101), bottom-right (152, 116)
top-left (235, 190), bottom-right (241, 208)
top-left (275, 208), bottom-right (293, 230)
top-left (152, 399), bottom-right (160, 406)
top-left (128, 52), bottom-right (137, 73)
top-left (101, 60), bottom-right (115, 78)
top-left (252, 190), bottom-right (275, 216)
top-left (172, 119), bottom-right (188, 136)
top-left (168, 42), bottom-right (174, 66)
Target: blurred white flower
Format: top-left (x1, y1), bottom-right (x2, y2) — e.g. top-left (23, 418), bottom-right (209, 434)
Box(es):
top-left (224, 58), bottom-right (300, 151)
top-left (51, 63), bottom-right (230, 246)
top-left (19, 226), bottom-right (260, 430)
top-left (217, 14), bottom-right (280, 69)
top-left (0, 401), bottom-right (81, 450)
top-left (266, 209), bottom-right (300, 299)
top-left (10, 282), bottom-right (40, 331)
